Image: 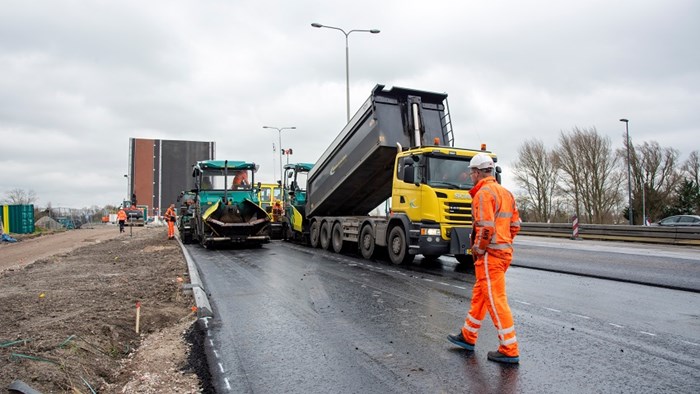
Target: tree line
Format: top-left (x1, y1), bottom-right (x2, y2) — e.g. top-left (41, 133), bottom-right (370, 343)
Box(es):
top-left (512, 127), bottom-right (700, 224)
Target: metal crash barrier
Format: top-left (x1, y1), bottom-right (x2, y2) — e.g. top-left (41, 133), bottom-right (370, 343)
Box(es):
top-left (519, 222), bottom-right (700, 246)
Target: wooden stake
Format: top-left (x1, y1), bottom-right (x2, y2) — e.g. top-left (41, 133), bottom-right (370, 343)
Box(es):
top-left (135, 301), bottom-right (141, 334)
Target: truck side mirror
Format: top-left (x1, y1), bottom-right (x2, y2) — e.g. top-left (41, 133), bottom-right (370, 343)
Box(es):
top-left (495, 166), bottom-right (502, 184)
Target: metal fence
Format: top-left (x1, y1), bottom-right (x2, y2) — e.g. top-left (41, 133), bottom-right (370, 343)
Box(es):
top-left (520, 222), bottom-right (700, 246)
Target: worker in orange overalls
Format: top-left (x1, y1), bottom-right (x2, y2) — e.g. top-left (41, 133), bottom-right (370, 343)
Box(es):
top-left (164, 204), bottom-right (177, 240)
top-left (448, 153), bottom-right (522, 364)
top-left (231, 170), bottom-right (249, 189)
top-left (117, 207), bottom-right (128, 233)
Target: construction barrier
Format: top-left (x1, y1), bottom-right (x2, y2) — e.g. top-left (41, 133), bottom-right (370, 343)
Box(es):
top-left (520, 222), bottom-right (700, 246)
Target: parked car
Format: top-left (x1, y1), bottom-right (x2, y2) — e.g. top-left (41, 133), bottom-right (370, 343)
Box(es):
top-left (655, 214), bottom-right (700, 227)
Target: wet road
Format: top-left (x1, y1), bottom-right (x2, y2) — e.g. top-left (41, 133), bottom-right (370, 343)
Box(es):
top-left (188, 239), bottom-right (700, 393)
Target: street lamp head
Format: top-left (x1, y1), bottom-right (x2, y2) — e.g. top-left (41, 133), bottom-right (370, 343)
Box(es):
top-left (619, 118), bottom-right (629, 123)
top-left (311, 23), bottom-right (323, 28)
top-left (369, 29), bottom-right (380, 34)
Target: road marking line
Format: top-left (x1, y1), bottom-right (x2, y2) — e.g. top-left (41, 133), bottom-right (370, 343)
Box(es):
top-left (453, 285), bottom-right (467, 290)
top-left (218, 362), bottom-right (225, 373)
top-left (571, 313), bottom-right (590, 319)
top-left (224, 378), bottom-right (231, 391)
top-left (681, 340), bottom-right (700, 346)
top-left (209, 339), bottom-right (214, 346)
top-left (438, 282), bottom-right (450, 286)
top-left (424, 279), bottom-right (434, 282)
top-left (213, 350), bottom-right (219, 358)
top-left (514, 300), bottom-right (531, 305)
top-left (609, 323), bottom-right (624, 328)
top-left (543, 307), bottom-right (561, 312)
top-left (639, 331), bottom-right (656, 336)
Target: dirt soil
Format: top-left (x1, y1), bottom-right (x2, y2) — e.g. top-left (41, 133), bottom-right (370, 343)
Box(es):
top-left (0, 224), bottom-right (210, 393)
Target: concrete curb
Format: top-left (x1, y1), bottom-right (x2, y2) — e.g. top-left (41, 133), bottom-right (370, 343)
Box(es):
top-left (176, 237), bottom-right (214, 318)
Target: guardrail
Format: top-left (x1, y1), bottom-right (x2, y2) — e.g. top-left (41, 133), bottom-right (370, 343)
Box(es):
top-left (519, 223), bottom-right (700, 246)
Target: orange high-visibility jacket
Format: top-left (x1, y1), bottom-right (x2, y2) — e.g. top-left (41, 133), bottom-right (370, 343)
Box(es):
top-left (164, 207), bottom-right (177, 222)
top-left (469, 176), bottom-right (521, 257)
top-left (117, 209), bottom-right (127, 221)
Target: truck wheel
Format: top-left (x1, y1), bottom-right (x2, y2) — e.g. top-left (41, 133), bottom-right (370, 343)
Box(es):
top-left (331, 222), bottom-right (344, 253)
top-left (359, 225), bottom-right (375, 260)
top-left (388, 226), bottom-right (414, 265)
top-left (310, 221), bottom-right (320, 248)
top-left (319, 221), bottom-right (331, 250)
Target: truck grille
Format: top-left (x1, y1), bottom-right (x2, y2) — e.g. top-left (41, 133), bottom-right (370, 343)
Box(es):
top-left (443, 201), bottom-right (472, 224)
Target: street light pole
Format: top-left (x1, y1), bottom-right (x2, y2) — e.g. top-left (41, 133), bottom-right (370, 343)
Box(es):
top-left (263, 126), bottom-right (296, 183)
top-left (620, 118), bottom-right (633, 225)
top-left (311, 23), bottom-right (380, 122)
top-left (123, 174), bottom-right (129, 202)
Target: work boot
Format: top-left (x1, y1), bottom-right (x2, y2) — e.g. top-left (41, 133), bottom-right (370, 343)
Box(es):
top-left (447, 332), bottom-right (475, 351)
top-left (487, 351), bottom-right (519, 364)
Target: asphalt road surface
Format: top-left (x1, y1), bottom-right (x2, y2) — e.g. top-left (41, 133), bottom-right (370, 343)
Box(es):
top-left (187, 238), bottom-right (700, 393)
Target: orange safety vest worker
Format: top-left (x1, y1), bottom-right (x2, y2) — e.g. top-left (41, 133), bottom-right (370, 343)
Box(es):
top-left (448, 153), bottom-right (521, 364)
top-left (164, 204), bottom-right (177, 240)
top-left (117, 209), bottom-right (127, 221)
top-left (232, 170), bottom-right (249, 187)
top-left (117, 209), bottom-right (127, 233)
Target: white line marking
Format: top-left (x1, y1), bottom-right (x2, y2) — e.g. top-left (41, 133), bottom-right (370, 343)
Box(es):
top-left (438, 282), bottom-right (450, 286)
top-left (213, 350), bottom-right (219, 359)
top-left (609, 323), bottom-right (624, 328)
top-left (639, 331), bottom-right (656, 337)
top-left (571, 313), bottom-right (590, 319)
top-left (424, 279), bottom-right (434, 282)
top-left (681, 340), bottom-right (700, 346)
top-left (543, 307), bottom-right (561, 312)
top-left (209, 339), bottom-right (214, 346)
top-left (514, 300), bottom-right (531, 305)
top-left (218, 362), bottom-right (225, 373)
top-left (453, 285), bottom-right (467, 290)
top-left (224, 378), bottom-right (231, 390)
top-left (207, 330), bottom-right (211, 337)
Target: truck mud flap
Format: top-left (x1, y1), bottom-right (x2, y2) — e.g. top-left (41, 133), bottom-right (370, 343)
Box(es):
top-left (449, 227), bottom-right (472, 255)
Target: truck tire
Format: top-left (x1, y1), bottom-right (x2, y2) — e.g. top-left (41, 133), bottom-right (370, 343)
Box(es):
top-left (310, 221), bottom-right (320, 248)
top-left (320, 221), bottom-right (331, 250)
top-left (359, 224), bottom-right (375, 260)
top-left (388, 226), bottom-right (414, 265)
top-left (331, 222), bottom-right (344, 253)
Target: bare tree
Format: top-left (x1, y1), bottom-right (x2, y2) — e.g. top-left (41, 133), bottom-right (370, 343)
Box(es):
top-left (2, 188), bottom-right (38, 205)
top-left (682, 150), bottom-right (699, 187)
top-left (555, 127), bottom-right (622, 224)
top-left (512, 139), bottom-right (560, 222)
top-left (621, 140), bottom-right (680, 222)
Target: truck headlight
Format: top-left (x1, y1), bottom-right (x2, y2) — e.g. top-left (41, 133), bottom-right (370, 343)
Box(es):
top-left (421, 228), bottom-right (441, 236)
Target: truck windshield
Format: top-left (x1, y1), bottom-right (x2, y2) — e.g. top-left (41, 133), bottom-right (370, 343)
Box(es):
top-left (426, 156), bottom-right (473, 190)
top-left (199, 169), bottom-right (252, 190)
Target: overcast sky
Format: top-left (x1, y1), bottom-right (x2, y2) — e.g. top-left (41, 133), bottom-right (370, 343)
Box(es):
top-left (1, 0), bottom-right (698, 209)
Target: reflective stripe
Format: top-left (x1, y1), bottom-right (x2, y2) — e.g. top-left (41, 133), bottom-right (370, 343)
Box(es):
top-left (473, 247), bottom-right (485, 255)
top-left (496, 212), bottom-right (512, 218)
top-left (468, 314), bottom-right (482, 325)
top-left (501, 336), bottom-right (517, 346)
top-left (488, 243), bottom-right (512, 250)
top-left (475, 220), bottom-right (495, 227)
top-left (483, 253), bottom-right (505, 334)
top-left (498, 326), bottom-right (515, 335)
top-left (463, 324), bottom-right (479, 333)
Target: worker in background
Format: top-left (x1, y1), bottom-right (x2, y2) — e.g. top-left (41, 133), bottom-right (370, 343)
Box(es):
top-left (447, 153), bottom-right (522, 364)
top-left (232, 170), bottom-right (249, 189)
top-left (117, 207), bottom-right (127, 233)
top-left (164, 203), bottom-right (177, 240)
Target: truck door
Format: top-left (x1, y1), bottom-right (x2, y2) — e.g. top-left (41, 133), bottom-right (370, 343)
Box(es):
top-left (391, 155), bottom-right (424, 222)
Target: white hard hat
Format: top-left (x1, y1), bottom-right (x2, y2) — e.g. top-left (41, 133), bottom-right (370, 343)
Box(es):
top-left (469, 153), bottom-right (495, 170)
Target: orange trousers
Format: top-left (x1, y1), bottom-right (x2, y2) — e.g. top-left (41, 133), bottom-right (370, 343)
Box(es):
top-left (167, 221), bottom-right (175, 239)
top-left (461, 252), bottom-right (519, 357)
